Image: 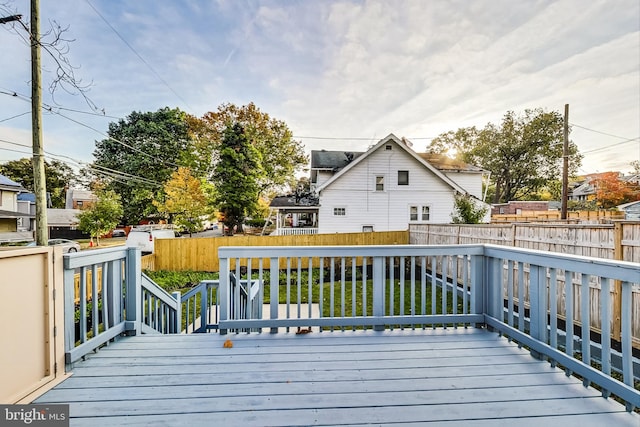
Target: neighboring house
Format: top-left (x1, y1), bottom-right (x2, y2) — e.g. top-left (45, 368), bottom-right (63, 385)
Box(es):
top-left (17, 192), bottom-right (36, 231)
top-left (65, 188), bottom-right (97, 209)
top-left (616, 200), bottom-right (640, 220)
top-left (270, 134), bottom-right (488, 235)
top-left (0, 174), bottom-right (34, 242)
top-left (47, 208), bottom-right (89, 240)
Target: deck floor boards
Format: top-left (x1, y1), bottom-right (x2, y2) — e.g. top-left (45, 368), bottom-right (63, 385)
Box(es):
top-left (35, 329), bottom-right (638, 426)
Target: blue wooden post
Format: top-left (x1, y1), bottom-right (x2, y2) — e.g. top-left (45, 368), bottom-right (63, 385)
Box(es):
top-left (219, 256), bottom-right (229, 335)
top-left (270, 257), bottom-right (279, 334)
top-left (172, 291), bottom-right (181, 334)
top-left (372, 256), bottom-right (384, 331)
top-left (63, 258), bottom-right (76, 365)
top-left (125, 248), bottom-right (141, 335)
top-left (529, 265), bottom-right (547, 360)
top-left (470, 254), bottom-right (484, 327)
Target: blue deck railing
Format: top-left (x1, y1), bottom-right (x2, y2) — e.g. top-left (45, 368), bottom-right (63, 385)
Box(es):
top-left (61, 244), bottom-right (640, 411)
top-left (63, 247), bottom-right (180, 364)
top-left (217, 244), bottom-right (640, 411)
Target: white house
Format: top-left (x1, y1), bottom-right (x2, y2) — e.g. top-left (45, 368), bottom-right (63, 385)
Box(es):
top-left (313, 134), bottom-right (488, 234)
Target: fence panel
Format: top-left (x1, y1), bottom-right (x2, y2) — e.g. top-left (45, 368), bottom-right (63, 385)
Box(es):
top-left (153, 230), bottom-right (409, 272)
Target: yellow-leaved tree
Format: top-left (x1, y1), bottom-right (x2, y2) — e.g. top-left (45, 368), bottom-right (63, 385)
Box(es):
top-left (153, 167), bottom-right (210, 235)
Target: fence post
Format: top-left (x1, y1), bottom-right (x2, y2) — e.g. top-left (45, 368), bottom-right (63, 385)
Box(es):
top-left (372, 255), bottom-right (385, 331)
top-left (612, 222), bottom-right (623, 341)
top-left (125, 248), bottom-right (142, 335)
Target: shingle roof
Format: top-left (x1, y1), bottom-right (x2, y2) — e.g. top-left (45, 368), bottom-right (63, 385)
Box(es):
top-left (311, 150), bottom-right (365, 170)
top-left (416, 153), bottom-right (484, 172)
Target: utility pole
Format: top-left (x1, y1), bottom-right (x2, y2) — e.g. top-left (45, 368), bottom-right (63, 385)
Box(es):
top-left (30, 0), bottom-right (48, 245)
top-left (561, 104), bottom-right (569, 220)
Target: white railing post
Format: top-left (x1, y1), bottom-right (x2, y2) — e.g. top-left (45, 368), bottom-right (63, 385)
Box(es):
top-left (219, 256), bottom-right (229, 335)
top-left (372, 256), bottom-right (384, 331)
top-left (125, 248), bottom-right (142, 335)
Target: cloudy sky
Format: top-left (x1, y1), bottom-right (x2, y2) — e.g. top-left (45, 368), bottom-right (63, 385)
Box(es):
top-left (1, 0), bottom-right (638, 176)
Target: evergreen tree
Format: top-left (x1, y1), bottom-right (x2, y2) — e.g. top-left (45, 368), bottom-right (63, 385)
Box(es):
top-left (211, 124), bottom-right (262, 235)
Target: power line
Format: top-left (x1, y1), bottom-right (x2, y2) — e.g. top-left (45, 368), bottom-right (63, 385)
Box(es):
top-left (581, 137), bottom-right (639, 154)
top-left (84, 0), bottom-right (195, 112)
top-left (570, 122), bottom-right (636, 140)
top-left (0, 111), bottom-right (30, 123)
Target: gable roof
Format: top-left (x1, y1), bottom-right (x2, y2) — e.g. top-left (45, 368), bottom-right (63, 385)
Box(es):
top-left (315, 134), bottom-right (477, 195)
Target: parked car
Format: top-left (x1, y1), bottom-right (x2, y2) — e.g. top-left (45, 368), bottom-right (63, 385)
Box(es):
top-left (27, 238), bottom-right (81, 253)
top-left (125, 227), bottom-right (175, 254)
top-left (111, 229), bottom-right (126, 238)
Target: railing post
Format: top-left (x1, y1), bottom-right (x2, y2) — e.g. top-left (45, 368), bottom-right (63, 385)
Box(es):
top-left (470, 254), bottom-right (484, 327)
top-left (125, 248), bottom-right (141, 335)
top-left (219, 256), bottom-right (229, 335)
top-left (172, 291), bottom-right (181, 334)
top-left (63, 257), bottom-right (76, 365)
top-left (529, 265), bottom-right (547, 359)
top-left (270, 257), bottom-right (279, 334)
top-left (372, 256), bottom-right (384, 331)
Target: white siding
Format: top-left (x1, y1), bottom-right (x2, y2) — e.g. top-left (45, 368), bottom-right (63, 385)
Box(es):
top-left (0, 190), bottom-right (18, 211)
top-left (444, 171), bottom-right (484, 199)
top-left (318, 145), bottom-right (460, 233)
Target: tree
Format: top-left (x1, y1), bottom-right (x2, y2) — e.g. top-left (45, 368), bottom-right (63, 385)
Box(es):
top-left (0, 157), bottom-right (77, 208)
top-left (211, 124), bottom-right (262, 235)
top-left (77, 189), bottom-right (123, 246)
top-left (451, 194), bottom-right (488, 224)
top-left (592, 172), bottom-right (639, 209)
top-left (428, 109), bottom-right (582, 203)
top-left (91, 107), bottom-right (197, 225)
top-left (153, 167), bottom-right (209, 236)
top-left (194, 102), bottom-right (308, 194)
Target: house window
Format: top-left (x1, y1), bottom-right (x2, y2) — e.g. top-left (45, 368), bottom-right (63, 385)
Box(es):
top-left (375, 176), bottom-right (384, 191)
top-left (398, 170), bottom-right (409, 185)
top-left (422, 206), bottom-right (430, 221)
top-left (409, 205), bottom-right (430, 222)
top-left (76, 201), bottom-right (83, 208)
top-left (333, 207), bottom-right (346, 216)
top-left (385, 145), bottom-right (392, 151)
top-left (409, 206), bottom-right (418, 221)
top-left (362, 225), bottom-right (374, 232)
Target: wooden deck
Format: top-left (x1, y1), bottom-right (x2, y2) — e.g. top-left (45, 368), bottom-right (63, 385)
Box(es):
top-left (36, 329), bottom-right (638, 426)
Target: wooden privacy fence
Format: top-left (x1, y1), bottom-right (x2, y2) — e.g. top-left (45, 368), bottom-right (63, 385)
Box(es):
top-left (409, 222), bottom-right (640, 262)
top-left (150, 231), bottom-right (409, 272)
top-left (410, 221), bottom-right (640, 348)
top-left (492, 210), bottom-right (625, 223)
